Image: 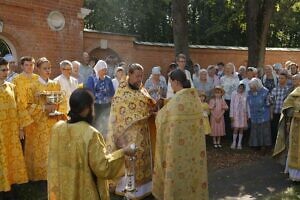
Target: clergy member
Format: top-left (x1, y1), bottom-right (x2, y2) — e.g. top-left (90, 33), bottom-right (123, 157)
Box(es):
top-left (48, 88), bottom-right (134, 200)
top-left (106, 63), bottom-right (156, 199)
top-left (0, 57), bottom-right (28, 198)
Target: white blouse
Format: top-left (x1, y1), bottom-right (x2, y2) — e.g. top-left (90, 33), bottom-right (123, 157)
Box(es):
top-left (220, 75), bottom-right (240, 100)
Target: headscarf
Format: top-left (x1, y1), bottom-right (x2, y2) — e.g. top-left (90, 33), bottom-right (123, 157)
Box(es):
top-left (199, 69), bottom-right (208, 81)
top-left (262, 65), bottom-right (278, 87)
top-left (249, 78), bottom-right (264, 90)
top-left (94, 60), bottom-right (107, 79)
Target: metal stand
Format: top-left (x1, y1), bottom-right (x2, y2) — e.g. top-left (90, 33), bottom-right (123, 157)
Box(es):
top-left (122, 145), bottom-right (137, 200)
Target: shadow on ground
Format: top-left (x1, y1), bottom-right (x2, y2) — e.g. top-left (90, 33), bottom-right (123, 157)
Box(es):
top-left (209, 157), bottom-right (296, 200)
top-left (6, 139), bottom-right (299, 200)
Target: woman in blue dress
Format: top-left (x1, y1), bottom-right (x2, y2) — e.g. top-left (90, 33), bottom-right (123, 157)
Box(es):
top-left (247, 78), bottom-right (272, 151)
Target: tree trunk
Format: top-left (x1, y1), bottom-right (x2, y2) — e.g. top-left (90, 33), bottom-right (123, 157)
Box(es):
top-left (258, 0), bottom-right (275, 69)
top-left (246, 0), bottom-right (275, 75)
top-left (171, 0), bottom-right (193, 72)
top-left (246, 1), bottom-right (259, 68)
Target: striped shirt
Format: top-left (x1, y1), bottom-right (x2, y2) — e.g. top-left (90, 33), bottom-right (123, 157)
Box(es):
top-left (271, 85), bottom-right (290, 114)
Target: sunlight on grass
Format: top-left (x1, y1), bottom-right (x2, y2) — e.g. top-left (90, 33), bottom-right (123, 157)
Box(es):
top-left (266, 186), bottom-right (300, 200)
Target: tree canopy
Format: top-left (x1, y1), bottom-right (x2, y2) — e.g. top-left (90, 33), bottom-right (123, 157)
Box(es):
top-left (84, 0), bottom-right (300, 48)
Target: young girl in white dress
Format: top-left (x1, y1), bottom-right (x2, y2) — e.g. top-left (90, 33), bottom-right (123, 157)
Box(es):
top-left (230, 83), bottom-right (248, 149)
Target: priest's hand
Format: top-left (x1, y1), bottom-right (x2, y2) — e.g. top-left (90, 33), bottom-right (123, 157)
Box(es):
top-left (44, 104), bottom-right (58, 113)
top-left (149, 104), bottom-right (157, 113)
top-left (19, 129), bottom-right (25, 140)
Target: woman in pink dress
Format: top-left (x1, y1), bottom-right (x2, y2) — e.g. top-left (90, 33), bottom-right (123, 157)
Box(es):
top-left (209, 86), bottom-right (228, 148)
top-left (230, 83), bottom-right (248, 150)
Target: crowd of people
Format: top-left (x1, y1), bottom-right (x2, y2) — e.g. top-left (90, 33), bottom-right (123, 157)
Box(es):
top-left (0, 51), bottom-right (299, 200)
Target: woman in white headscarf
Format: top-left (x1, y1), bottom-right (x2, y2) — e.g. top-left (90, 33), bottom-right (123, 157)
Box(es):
top-left (262, 65), bottom-right (278, 93)
top-left (194, 69), bottom-right (211, 98)
top-left (86, 60), bottom-right (115, 136)
top-left (247, 78), bottom-right (272, 151)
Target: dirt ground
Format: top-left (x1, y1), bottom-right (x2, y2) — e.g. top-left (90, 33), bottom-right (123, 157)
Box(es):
top-left (2, 137), bottom-right (272, 200)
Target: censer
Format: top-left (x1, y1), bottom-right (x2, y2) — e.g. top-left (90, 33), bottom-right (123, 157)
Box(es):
top-left (123, 144), bottom-right (137, 200)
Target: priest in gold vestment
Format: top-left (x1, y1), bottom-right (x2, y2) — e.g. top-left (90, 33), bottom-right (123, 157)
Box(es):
top-left (24, 57), bottom-right (66, 181)
top-left (153, 69), bottom-right (209, 200)
top-left (0, 58), bottom-right (28, 194)
top-left (48, 88), bottom-right (134, 200)
top-left (106, 63), bottom-right (155, 199)
top-left (273, 86), bottom-right (300, 181)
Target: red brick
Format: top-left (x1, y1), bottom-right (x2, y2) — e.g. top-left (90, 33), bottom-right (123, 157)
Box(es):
top-left (1, 1), bottom-right (300, 80)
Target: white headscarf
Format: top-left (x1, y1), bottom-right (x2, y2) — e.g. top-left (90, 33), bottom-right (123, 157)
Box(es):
top-left (249, 77), bottom-right (264, 90)
top-left (199, 69), bottom-right (209, 81)
top-left (94, 60), bottom-right (107, 79)
top-left (262, 65), bottom-right (278, 87)
top-left (225, 62), bottom-right (239, 77)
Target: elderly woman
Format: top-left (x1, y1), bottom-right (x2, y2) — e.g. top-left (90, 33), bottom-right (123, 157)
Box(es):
top-left (54, 60), bottom-right (78, 114)
top-left (111, 66), bottom-right (125, 91)
top-left (247, 78), bottom-right (272, 151)
top-left (287, 62), bottom-right (299, 76)
top-left (262, 65), bottom-right (278, 93)
top-left (288, 74), bottom-right (300, 94)
top-left (238, 65), bottom-right (247, 80)
top-left (194, 69), bottom-right (211, 97)
top-left (153, 69), bottom-right (208, 200)
top-left (144, 66), bottom-right (167, 102)
top-left (86, 60), bottom-right (115, 136)
top-left (71, 60), bottom-right (84, 85)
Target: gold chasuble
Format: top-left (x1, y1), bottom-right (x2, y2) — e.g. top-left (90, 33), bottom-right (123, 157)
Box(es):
top-left (48, 121), bottom-right (124, 200)
top-left (24, 79), bottom-right (67, 181)
top-left (273, 87), bottom-right (300, 169)
top-left (153, 88), bottom-right (209, 200)
top-left (106, 81), bottom-right (155, 199)
top-left (0, 82), bottom-right (28, 191)
top-left (12, 73), bottom-right (39, 129)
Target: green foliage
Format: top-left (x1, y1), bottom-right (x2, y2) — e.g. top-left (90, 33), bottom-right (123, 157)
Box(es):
top-left (84, 0), bottom-right (300, 47)
top-left (188, 0), bottom-right (247, 46)
top-left (84, 0), bottom-right (173, 43)
top-left (268, 0), bottom-right (300, 47)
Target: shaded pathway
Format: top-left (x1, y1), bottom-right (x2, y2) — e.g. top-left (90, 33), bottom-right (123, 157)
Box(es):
top-left (209, 157), bottom-right (291, 200)
top-left (11, 157), bottom-right (295, 200)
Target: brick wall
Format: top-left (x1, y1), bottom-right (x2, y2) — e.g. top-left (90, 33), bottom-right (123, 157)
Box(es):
top-left (84, 30), bottom-right (300, 80)
top-left (1, 2), bottom-right (299, 80)
top-left (0, 0), bottom-right (84, 77)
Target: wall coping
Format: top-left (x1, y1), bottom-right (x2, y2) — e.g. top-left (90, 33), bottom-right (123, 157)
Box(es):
top-left (84, 29), bottom-right (138, 38)
top-left (134, 41), bottom-right (300, 52)
top-left (84, 29), bottom-right (300, 52)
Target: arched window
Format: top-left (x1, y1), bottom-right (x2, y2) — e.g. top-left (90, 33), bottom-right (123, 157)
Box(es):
top-left (0, 38), bottom-right (12, 57)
